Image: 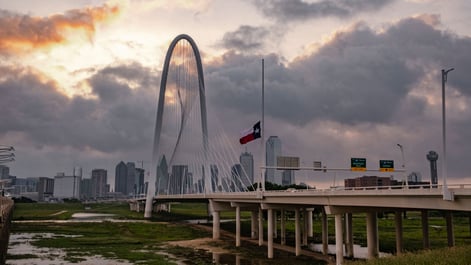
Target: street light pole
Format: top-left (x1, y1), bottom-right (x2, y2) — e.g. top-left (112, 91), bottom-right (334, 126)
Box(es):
top-left (442, 68), bottom-right (454, 201)
top-left (397, 144), bottom-right (407, 187)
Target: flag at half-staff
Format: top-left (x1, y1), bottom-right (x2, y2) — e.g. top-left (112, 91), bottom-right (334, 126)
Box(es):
top-left (239, 121), bottom-right (261, 144)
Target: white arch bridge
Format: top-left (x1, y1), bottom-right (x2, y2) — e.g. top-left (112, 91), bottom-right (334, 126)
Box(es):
top-left (137, 34), bottom-right (471, 264)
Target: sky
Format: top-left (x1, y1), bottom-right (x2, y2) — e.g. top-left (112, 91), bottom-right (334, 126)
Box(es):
top-left (1, 0), bottom-right (471, 189)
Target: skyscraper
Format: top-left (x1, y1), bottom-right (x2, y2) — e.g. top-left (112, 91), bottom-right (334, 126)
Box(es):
top-left (282, 170), bottom-right (295, 186)
top-left (240, 151), bottom-right (254, 185)
top-left (0, 165), bottom-right (9, 180)
top-left (126, 162), bottom-right (136, 195)
top-left (91, 169), bottom-right (107, 198)
top-left (156, 155), bottom-right (169, 195)
top-left (53, 172), bottom-right (81, 199)
top-left (38, 177), bottom-right (54, 201)
top-left (266, 136), bottom-right (282, 185)
top-left (170, 165), bottom-right (188, 194)
top-left (115, 161), bottom-right (127, 194)
top-left (231, 164), bottom-right (243, 192)
top-left (135, 168), bottom-right (145, 195)
top-left (210, 164), bottom-right (219, 192)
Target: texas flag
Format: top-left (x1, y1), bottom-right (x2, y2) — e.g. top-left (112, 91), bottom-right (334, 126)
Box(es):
top-left (239, 121), bottom-right (261, 145)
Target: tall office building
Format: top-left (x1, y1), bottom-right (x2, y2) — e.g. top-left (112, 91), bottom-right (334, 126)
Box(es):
top-left (115, 162), bottom-right (140, 196)
top-left (53, 172), bottom-right (81, 199)
top-left (156, 155), bottom-right (169, 195)
top-left (170, 165), bottom-right (188, 194)
top-left (0, 165), bottom-right (9, 179)
top-left (115, 161), bottom-right (127, 194)
top-left (38, 177), bottom-right (54, 201)
top-left (240, 152), bottom-right (254, 185)
top-left (282, 170), bottom-right (295, 186)
top-left (266, 136), bottom-right (282, 185)
top-left (231, 164), bottom-right (244, 192)
top-left (210, 164), bottom-right (219, 192)
top-left (80, 178), bottom-right (93, 200)
top-left (135, 168), bottom-right (145, 195)
top-left (126, 162), bottom-right (136, 195)
top-left (91, 169), bottom-right (107, 198)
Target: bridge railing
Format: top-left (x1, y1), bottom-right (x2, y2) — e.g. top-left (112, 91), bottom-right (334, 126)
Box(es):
top-left (261, 183), bottom-right (471, 193)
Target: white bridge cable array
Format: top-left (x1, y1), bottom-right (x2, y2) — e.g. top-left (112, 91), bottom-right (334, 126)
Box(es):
top-left (150, 35), bottom-right (254, 198)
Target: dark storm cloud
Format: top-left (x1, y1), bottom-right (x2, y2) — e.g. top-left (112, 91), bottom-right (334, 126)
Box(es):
top-left (220, 25), bottom-right (270, 52)
top-left (0, 63), bottom-right (158, 153)
top-left (251, 0), bottom-right (394, 21)
top-left (207, 16), bottom-right (471, 125)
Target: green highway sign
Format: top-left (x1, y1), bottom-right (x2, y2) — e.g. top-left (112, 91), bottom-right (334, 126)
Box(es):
top-left (351, 158), bottom-right (366, 171)
top-left (380, 160), bottom-right (394, 172)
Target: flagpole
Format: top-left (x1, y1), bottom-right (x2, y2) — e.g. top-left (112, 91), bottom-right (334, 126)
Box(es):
top-left (261, 58), bottom-right (265, 191)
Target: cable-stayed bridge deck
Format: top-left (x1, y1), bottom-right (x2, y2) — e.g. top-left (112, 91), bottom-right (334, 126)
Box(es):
top-left (152, 184), bottom-right (471, 212)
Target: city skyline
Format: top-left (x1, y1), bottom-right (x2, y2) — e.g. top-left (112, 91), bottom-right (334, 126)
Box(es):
top-left (1, 1), bottom-right (471, 188)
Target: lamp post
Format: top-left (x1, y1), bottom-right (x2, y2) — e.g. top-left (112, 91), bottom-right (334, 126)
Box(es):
top-left (397, 144), bottom-right (407, 187)
top-left (442, 68), bottom-right (454, 201)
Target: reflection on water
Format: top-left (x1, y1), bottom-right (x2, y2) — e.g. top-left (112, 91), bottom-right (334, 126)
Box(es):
top-left (71, 213), bottom-right (116, 219)
top-left (7, 233), bottom-right (132, 265)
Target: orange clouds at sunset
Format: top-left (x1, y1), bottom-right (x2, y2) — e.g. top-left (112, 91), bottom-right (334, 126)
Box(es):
top-left (0, 3), bottom-right (121, 56)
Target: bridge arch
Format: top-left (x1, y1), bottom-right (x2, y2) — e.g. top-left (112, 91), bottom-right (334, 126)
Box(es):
top-left (145, 34), bottom-right (209, 217)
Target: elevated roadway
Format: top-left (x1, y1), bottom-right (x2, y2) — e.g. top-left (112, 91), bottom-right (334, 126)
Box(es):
top-left (132, 184), bottom-right (471, 265)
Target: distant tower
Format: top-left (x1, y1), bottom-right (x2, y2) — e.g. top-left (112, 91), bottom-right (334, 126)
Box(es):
top-left (156, 155), bottom-right (169, 195)
top-left (91, 169), bottom-right (107, 199)
top-left (266, 136), bottom-right (282, 185)
top-left (115, 161), bottom-right (127, 194)
top-left (231, 164), bottom-right (243, 192)
top-left (210, 164), bottom-right (219, 192)
top-left (240, 151), bottom-right (254, 185)
top-left (426, 151), bottom-right (439, 185)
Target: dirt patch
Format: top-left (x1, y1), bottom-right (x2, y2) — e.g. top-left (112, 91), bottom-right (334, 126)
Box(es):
top-left (167, 237), bottom-right (230, 254)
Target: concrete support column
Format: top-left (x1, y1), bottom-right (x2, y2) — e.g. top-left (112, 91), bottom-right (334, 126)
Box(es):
top-left (308, 209), bottom-right (314, 237)
top-left (212, 252), bottom-right (220, 264)
top-left (322, 208), bottom-right (329, 255)
top-left (274, 210), bottom-right (278, 239)
top-left (281, 209), bottom-right (286, 245)
top-left (267, 209), bottom-right (274, 259)
top-left (251, 210), bottom-right (258, 239)
top-left (236, 206), bottom-right (241, 247)
top-left (421, 210), bottom-right (430, 249)
top-left (366, 212), bottom-right (378, 259)
top-left (394, 211), bottom-right (403, 255)
top-left (212, 211), bottom-right (220, 240)
top-left (295, 208), bottom-right (301, 256)
top-left (335, 214), bottom-right (344, 265)
top-left (445, 211), bottom-right (455, 247)
top-left (258, 207), bottom-right (264, 246)
top-left (303, 209), bottom-right (308, 246)
top-left (345, 213), bottom-right (354, 258)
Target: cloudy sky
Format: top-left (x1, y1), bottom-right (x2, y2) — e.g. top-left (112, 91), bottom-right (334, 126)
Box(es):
top-left (1, 0), bottom-right (471, 188)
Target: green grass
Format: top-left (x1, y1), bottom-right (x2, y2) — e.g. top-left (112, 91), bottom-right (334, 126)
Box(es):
top-left (346, 245), bottom-right (471, 265)
top-left (10, 202), bottom-right (471, 264)
top-left (11, 221), bottom-right (211, 264)
top-left (12, 202), bottom-right (146, 220)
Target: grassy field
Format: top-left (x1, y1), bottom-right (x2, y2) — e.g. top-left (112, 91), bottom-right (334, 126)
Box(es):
top-left (9, 202), bottom-right (471, 264)
top-left (346, 245), bottom-right (471, 265)
top-left (9, 202), bottom-right (324, 265)
top-left (12, 221), bottom-right (211, 264)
